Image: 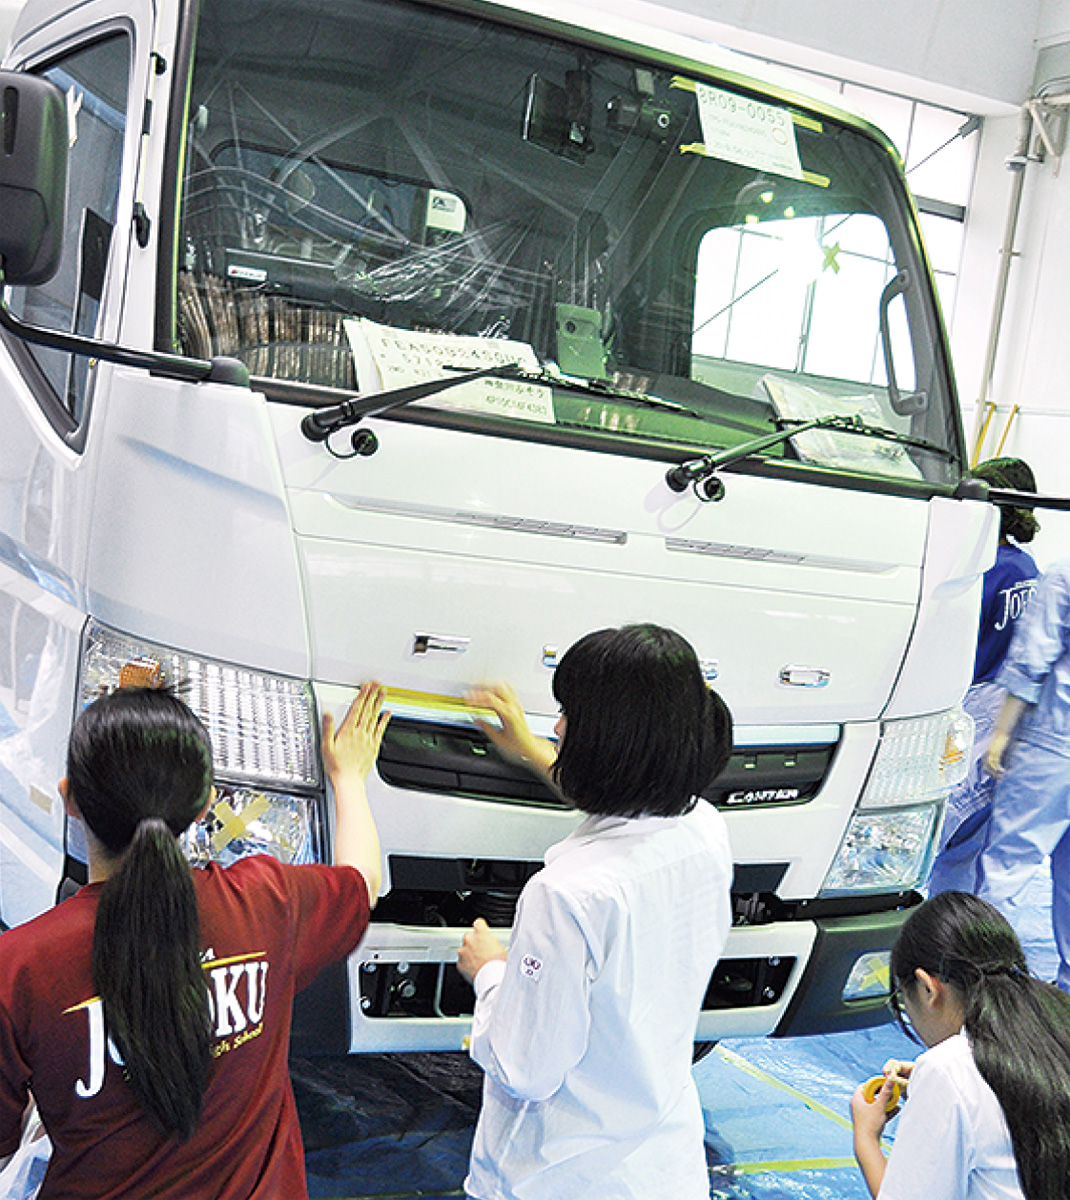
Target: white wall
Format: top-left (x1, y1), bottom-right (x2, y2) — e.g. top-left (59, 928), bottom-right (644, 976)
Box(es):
top-left (597, 0), bottom-right (1037, 113)
top-left (1040, 0), bottom-right (1070, 45)
top-left (0, 1), bottom-right (20, 54)
top-left (949, 1), bottom-right (1070, 564)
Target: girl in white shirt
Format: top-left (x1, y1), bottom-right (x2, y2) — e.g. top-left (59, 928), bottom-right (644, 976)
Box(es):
top-left (851, 890), bottom-right (1070, 1200)
top-left (457, 623), bottom-right (734, 1200)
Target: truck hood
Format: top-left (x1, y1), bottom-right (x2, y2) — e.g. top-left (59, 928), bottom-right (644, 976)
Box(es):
top-left (273, 409), bottom-right (986, 726)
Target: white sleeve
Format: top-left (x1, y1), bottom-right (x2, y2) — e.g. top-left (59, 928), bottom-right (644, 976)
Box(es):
top-left (468, 876), bottom-right (591, 1103)
top-left (878, 1054), bottom-right (972, 1200)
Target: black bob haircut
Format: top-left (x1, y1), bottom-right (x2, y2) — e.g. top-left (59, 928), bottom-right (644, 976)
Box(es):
top-left (550, 623), bottom-right (733, 818)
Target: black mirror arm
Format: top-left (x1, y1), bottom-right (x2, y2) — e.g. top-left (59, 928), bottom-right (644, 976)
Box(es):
top-left (0, 272), bottom-right (249, 386)
top-left (983, 485), bottom-right (1070, 513)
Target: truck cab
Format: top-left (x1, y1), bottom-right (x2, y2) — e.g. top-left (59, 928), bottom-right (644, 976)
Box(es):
top-left (0, 0), bottom-right (988, 1051)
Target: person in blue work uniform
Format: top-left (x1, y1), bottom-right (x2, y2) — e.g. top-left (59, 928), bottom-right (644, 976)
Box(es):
top-left (977, 550), bottom-right (1070, 991)
top-left (456, 623), bottom-right (734, 1200)
top-left (928, 457), bottom-right (1039, 894)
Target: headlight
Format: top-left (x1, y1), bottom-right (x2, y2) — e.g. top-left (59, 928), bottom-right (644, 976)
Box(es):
top-left (80, 621), bottom-right (318, 787)
top-left (821, 805), bottom-right (940, 895)
top-left (820, 707), bottom-right (971, 895)
top-left (182, 783), bottom-right (317, 867)
top-left (78, 621), bottom-right (321, 866)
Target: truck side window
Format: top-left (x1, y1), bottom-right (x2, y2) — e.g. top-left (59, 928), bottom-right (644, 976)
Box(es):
top-left (7, 35), bottom-right (130, 426)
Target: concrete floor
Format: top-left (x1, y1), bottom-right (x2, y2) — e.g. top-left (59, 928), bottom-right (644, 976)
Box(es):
top-left (293, 869), bottom-right (1057, 1199)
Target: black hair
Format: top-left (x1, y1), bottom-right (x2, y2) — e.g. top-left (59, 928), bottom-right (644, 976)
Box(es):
top-left (67, 687), bottom-right (214, 1140)
top-left (550, 623), bottom-right (733, 818)
top-left (890, 891), bottom-right (1070, 1200)
top-left (971, 456), bottom-right (1039, 544)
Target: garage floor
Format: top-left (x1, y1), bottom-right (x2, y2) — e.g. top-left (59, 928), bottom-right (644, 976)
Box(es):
top-left (294, 870), bottom-right (1056, 1199)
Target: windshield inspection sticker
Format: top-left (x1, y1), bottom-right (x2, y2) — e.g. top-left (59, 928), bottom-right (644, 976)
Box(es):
top-left (692, 82), bottom-right (803, 181)
top-left (345, 318), bottom-right (555, 424)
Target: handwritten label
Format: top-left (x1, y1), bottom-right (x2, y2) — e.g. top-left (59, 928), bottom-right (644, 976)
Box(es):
top-left (694, 83), bottom-right (803, 181)
top-left (345, 318), bottom-right (555, 424)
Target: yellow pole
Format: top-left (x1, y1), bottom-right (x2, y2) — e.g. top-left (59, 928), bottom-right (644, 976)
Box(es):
top-left (970, 401), bottom-right (997, 467)
top-left (993, 404), bottom-right (1021, 457)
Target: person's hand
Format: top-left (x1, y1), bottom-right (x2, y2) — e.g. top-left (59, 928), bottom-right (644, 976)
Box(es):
top-left (322, 682), bottom-right (390, 785)
top-left (983, 730), bottom-right (1011, 779)
top-left (457, 917), bottom-right (509, 984)
top-left (851, 1075), bottom-right (897, 1139)
top-left (466, 683), bottom-right (556, 774)
top-left (852, 1075), bottom-right (896, 1199)
top-left (882, 1058), bottom-right (914, 1084)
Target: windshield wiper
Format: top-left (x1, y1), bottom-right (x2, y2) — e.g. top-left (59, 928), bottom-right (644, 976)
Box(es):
top-left (666, 414), bottom-right (954, 501)
top-left (534, 369), bottom-right (711, 421)
top-left (300, 362), bottom-right (524, 446)
top-left (299, 360), bottom-right (709, 452)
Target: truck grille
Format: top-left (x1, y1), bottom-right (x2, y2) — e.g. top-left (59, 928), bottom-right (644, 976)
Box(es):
top-left (377, 718), bottom-right (837, 812)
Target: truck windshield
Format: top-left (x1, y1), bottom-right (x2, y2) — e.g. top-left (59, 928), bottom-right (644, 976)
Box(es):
top-left (176, 0), bottom-right (962, 485)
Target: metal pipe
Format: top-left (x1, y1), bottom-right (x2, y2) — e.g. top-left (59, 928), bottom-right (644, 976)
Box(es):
top-left (972, 87), bottom-right (1070, 463)
top-left (972, 106), bottom-right (1033, 461)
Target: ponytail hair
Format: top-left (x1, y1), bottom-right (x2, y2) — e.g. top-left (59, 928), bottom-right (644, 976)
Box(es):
top-left (891, 891), bottom-right (1070, 1200)
top-left (970, 456), bottom-right (1039, 544)
top-left (68, 687), bottom-right (214, 1140)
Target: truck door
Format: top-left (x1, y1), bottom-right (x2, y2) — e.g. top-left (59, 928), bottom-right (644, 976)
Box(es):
top-left (0, 19), bottom-right (143, 925)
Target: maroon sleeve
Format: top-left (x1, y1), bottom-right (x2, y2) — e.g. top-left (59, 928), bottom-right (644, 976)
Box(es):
top-left (280, 862), bottom-right (371, 991)
top-left (0, 996), bottom-right (29, 1157)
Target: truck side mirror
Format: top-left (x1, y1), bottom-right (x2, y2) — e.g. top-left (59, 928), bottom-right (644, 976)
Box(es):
top-left (0, 71), bottom-right (68, 286)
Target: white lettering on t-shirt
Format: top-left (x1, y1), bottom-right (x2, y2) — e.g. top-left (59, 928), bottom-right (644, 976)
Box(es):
top-left (68, 952), bottom-right (270, 1101)
top-left (246, 961), bottom-right (269, 1024)
top-left (71, 999), bottom-right (124, 1099)
top-left (210, 965), bottom-right (251, 1036)
top-left (205, 957), bottom-right (270, 1037)
top-left (994, 578), bottom-right (1036, 632)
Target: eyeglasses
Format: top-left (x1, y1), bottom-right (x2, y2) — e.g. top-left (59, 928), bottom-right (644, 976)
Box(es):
top-left (887, 980), bottom-right (921, 1044)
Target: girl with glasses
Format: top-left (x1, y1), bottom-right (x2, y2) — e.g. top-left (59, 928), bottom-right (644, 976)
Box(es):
top-left (851, 890), bottom-right (1070, 1200)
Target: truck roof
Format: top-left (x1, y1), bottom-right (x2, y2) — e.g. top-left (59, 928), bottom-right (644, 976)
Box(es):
top-left (6, 0), bottom-right (892, 157)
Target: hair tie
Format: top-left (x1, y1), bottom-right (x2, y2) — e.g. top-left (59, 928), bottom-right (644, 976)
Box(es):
top-left (978, 961), bottom-right (1027, 982)
top-left (135, 816), bottom-right (172, 837)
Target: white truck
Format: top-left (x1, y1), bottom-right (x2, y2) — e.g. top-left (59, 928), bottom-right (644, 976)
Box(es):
top-left (0, 0), bottom-right (994, 1053)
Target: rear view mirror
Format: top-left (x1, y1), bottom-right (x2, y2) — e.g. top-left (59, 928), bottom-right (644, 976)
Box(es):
top-left (0, 71), bottom-right (68, 285)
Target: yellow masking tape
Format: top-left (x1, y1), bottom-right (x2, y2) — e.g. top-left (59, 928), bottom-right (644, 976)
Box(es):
top-left (382, 686), bottom-right (495, 719)
top-left (210, 794), bottom-right (271, 853)
top-left (714, 1044), bottom-right (854, 1132)
top-left (732, 1157), bottom-right (857, 1174)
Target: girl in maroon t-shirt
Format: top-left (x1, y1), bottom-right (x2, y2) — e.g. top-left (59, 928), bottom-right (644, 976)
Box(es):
top-left (0, 683), bottom-right (386, 1199)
